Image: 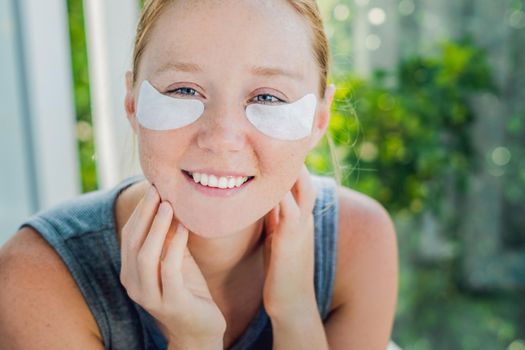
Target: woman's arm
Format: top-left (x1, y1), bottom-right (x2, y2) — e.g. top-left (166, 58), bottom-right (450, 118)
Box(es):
top-left (268, 186), bottom-right (398, 350)
top-left (323, 186), bottom-right (399, 350)
top-left (0, 228), bottom-right (104, 350)
top-left (271, 302), bottom-right (330, 350)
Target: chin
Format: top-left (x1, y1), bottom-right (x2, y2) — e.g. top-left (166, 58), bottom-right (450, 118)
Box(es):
top-left (174, 205), bottom-right (261, 238)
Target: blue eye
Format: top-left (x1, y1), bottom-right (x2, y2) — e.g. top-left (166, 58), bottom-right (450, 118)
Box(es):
top-left (168, 87), bottom-right (198, 97)
top-left (254, 94), bottom-right (284, 105)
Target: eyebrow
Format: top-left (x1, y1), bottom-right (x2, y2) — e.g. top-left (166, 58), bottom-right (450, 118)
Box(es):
top-left (250, 65), bottom-right (304, 81)
top-left (154, 62), bottom-right (203, 75)
top-left (154, 62), bottom-right (303, 81)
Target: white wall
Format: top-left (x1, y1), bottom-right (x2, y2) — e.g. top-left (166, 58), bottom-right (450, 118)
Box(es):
top-left (0, 0), bottom-right (80, 245)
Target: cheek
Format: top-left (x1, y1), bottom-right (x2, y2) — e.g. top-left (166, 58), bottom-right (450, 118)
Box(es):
top-left (258, 139), bottom-right (311, 196)
top-left (138, 139), bottom-right (160, 183)
top-left (260, 139), bottom-right (310, 174)
top-left (137, 130), bottom-right (186, 191)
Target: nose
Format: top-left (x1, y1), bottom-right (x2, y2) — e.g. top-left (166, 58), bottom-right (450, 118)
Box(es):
top-left (196, 102), bottom-right (248, 154)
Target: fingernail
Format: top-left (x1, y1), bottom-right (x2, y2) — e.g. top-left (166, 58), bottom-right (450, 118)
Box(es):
top-left (176, 222), bottom-right (187, 233)
top-left (147, 185), bottom-right (157, 200)
top-left (159, 202), bottom-right (171, 214)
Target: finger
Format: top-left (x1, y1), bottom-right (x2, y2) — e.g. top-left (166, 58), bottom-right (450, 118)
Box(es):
top-left (122, 185), bottom-right (160, 255)
top-left (279, 191), bottom-right (301, 221)
top-left (291, 165), bottom-right (317, 216)
top-left (136, 202), bottom-right (173, 301)
top-left (264, 206), bottom-right (279, 234)
top-left (160, 215), bottom-right (179, 262)
top-left (179, 248), bottom-right (212, 300)
top-left (161, 222), bottom-right (189, 299)
top-left (120, 184), bottom-right (159, 288)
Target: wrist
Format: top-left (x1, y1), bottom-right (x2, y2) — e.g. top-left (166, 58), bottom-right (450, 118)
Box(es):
top-left (167, 335), bottom-right (224, 350)
top-left (270, 309), bottom-right (321, 333)
top-left (266, 292), bottom-right (319, 323)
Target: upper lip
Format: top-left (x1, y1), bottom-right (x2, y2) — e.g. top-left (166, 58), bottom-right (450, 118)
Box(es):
top-left (183, 168), bottom-right (255, 178)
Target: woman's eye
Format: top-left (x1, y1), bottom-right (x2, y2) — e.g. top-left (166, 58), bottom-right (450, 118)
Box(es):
top-left (167, 87), bottom-right (198, 97)
top-left (254, 94), bottom-right (284, 105)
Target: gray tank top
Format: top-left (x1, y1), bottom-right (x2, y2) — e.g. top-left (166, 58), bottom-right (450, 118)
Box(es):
top-left (19, 174), bottom-right (339, 350)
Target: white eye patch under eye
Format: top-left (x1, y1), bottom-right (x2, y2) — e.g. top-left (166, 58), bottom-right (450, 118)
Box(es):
top-left (246, 94), bottom-right (317, 141)
top-left (136, 80), bottom-right (205, 131)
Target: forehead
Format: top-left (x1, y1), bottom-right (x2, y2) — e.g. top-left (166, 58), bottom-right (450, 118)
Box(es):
top-left (141, 0), bottom-right (317, 84)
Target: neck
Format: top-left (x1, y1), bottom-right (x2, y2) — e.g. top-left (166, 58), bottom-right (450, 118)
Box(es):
top-left (187, 218), bottom-right (265, 290)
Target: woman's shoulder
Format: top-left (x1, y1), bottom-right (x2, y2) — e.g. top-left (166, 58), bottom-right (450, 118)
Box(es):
top-left (330, 183), bottom-right (398, 312)
top-left (0, 175), bottom-right (146, 349)
top-left (20, 175), bottom-right (145, 241)
top-left (17, 188), bottom-right (116, 244)
top-left (310, 174), bottom-right (395, 235)
top-left (0, 226), bottom-right (104, 348)
top-left (335, 184), bottom-right (395, 240)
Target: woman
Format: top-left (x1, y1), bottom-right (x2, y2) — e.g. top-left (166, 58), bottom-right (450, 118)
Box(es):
top-left (0, 0), bottom-right (398, 349)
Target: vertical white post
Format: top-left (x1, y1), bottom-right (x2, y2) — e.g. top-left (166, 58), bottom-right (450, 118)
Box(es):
top-left (84, 0), bottom-right (140, 189)
top-left (18, 0), bottom-right (81, 208)
top-left (353, 2), bottom-right (371, 76)
top-left (353, 0), bottom-right (399, 78)
top-left (0, 0), bottom-right (34, 245)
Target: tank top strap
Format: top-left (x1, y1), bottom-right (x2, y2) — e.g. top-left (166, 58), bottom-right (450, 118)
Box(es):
top-left (311, 174), bottom-right (339, 319)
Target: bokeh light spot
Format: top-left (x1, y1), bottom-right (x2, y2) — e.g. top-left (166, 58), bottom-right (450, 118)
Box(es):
top-left (76, 121), bottom-right (93, 142)
top-left (509, 11), bottom-right (525, 29)
top-left (334, 4), bottom-right (350, 21)
top-left (492, 146), bottom-right (511, 166)
top-left (368, 7), bottom-right (386, 25)
top-left (365, 34), bottom-right (381, 50)
top-left (359, 142), bottom-right (378, 161)
top-left (398, 0), bottom-right (415, 16)
top-left (508, 339), bottom-right (525, 350)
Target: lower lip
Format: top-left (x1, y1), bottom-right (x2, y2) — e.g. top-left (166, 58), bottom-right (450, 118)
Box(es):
top-left (182, 171), bottom-right (253, 198)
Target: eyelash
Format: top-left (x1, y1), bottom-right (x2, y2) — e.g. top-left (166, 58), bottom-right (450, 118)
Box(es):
top-left (253, 94), bottom-right (285, 105)
top-left (168, 87), bottom-right (199, 97)
top-left (167, 87), bottom-right (285, 105)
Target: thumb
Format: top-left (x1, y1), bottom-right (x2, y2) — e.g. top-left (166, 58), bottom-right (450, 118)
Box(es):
top-left (264, 206), bottom-right (279, 234)
top-left (182, 246), bottom-right (214, 300)
top-left (262, 207), bottom-right (279, 276)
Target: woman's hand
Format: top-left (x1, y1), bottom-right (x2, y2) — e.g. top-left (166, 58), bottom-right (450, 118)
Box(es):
top-left (119, 184), bottom-right (226, 348)
top-left (262, 165), bottom-right (318, 320)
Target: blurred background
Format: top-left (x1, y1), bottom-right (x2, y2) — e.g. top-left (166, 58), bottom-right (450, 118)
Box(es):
top-left (1, 0), bottom-right (524, 349)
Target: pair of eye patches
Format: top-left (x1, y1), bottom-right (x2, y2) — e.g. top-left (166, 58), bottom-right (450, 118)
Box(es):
top-left (136, 80), bottom-right (317, 141)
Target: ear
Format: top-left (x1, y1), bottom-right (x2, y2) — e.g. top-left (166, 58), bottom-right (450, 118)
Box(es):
top-left (308, 84), bottom-right (336, 150)
top-left (125, 71), bottom-right (139, 134)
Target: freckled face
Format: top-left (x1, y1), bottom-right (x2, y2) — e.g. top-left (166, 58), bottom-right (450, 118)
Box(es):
top-left (129, 0), bottom-right (324, 237)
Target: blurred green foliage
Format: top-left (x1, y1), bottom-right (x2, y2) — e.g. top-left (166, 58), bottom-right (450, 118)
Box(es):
top-left (308, 40), bottom-right (495, 215)
top-left (306, 39), bottom-right (525, 350)
top-left (502, 111), bottom-right (525, 246)
top-left (67, 0), bottom-right (98, 192)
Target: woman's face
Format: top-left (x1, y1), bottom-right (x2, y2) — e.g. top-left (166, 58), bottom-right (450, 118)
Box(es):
top-left (126, 0), bottom-right (333, 237)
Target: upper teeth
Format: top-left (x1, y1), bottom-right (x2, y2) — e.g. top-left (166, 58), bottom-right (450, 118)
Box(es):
top-left (189, 172), bottom-right (249, 189)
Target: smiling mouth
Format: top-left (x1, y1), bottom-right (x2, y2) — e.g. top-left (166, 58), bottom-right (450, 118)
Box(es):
top-left (181, 170), bottom-right (255, 189)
